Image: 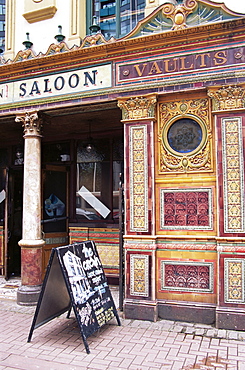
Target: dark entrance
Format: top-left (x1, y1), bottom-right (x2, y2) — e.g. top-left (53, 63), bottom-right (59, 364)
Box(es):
top-left (6, 168), bottom-right (23, 278)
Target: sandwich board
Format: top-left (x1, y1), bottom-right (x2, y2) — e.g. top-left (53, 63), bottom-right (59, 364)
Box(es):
top-left (28, 241), bottom-right (121, 353)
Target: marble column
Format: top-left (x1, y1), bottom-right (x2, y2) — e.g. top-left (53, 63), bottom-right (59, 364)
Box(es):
top-left (15, 111), bottom-right (45, 306)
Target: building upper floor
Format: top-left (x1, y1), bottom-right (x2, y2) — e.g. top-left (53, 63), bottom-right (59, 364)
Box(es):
top-left (3, 0), bottom-right (245, 62)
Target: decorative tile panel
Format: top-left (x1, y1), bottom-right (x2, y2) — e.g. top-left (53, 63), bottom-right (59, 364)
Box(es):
top-left (160, 188), bottom-right (213, 230)
top-left (161, 260), bottom-right (213, 293)
top-left (221, 117), bottom-right (245, 233)
top-left (130, 254), bottom-right (149, 297)
top-left (129, 125), bottom-right (148, 232)
top-left (96, 244), bottom-right (119, 269)
top-left (224, 258), bottom-right (245, 303)
top-left (157, 241), bottom-right (216, 251)
top-left (159, 98), bottom-right (212, 173)
top-left (69, 227), bottom-right (120, 273)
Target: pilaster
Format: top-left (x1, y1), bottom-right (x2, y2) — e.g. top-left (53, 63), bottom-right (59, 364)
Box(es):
top-left (208, 85), bottom-right (245, 330)
top-left (118, 94), bottom-right (158, 321)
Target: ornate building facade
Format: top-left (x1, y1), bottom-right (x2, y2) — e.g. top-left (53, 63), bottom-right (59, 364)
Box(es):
top-left (0, 0), bottom-right (245, 330)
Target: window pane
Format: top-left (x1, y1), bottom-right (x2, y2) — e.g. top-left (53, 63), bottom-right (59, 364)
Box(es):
top-left (92, 0), bottom-right (145, 39)
top-left (76, 138), bottom-right (123, 222)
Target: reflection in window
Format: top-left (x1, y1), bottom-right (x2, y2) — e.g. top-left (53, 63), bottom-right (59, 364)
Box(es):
top-left (90, 0), bottom-right (145, 39)
top-left (42, 142), bottom-right (70, 163)
top-left (76, 138), bottom-right (123, 222)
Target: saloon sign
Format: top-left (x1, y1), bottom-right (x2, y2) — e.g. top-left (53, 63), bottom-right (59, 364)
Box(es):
top-left (0, 63), bottom-right (112, 104)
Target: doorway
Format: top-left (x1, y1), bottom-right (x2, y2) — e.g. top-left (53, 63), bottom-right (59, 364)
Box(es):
top-left (41, 165), bottom-right (69, 278)
top-left (6, 168), bottom-right (23, 278)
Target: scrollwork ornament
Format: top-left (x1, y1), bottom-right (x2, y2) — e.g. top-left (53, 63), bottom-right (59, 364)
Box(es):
top-left (15, 112), bottom-right (43, 137)
top-left (162, 0), bottom-right (197, 30)
top-left (208, 85), bottom-right (245, 111)
top-left (118, 96), bottom-right (156, 120)
top-left (159, 98), bottom-right (212, 173)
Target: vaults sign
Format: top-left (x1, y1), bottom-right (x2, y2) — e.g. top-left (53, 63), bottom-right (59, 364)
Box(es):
top-left (117, 47), bottom-right (243, 83)
top-left (0, 64), bottom-right (112, 104)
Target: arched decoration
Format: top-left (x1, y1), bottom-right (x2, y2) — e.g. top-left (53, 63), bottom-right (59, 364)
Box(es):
top-left (125, 0), bottom-right (244, 38)
top-left (158, 98), bottom-right (212, 173)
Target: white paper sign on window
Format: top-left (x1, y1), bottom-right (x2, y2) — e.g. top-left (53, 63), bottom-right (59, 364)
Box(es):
top-left (77, 186), bottom-right (111, 219)
top-left (0, 189), bottom-right (5, 203)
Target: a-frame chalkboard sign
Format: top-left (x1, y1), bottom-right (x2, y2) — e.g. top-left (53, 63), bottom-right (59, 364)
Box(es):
top-left (28, 241), bottom-right (121, 353)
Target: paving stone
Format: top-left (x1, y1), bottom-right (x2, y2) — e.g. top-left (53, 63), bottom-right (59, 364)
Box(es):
top-left (1, 281), bottom-right (245, 369)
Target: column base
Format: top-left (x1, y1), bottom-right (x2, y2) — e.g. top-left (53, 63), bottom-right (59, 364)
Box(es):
top-left (124, 300), bottom-right (158, 322)
top-left (17, 284), bottom-right (42, 306)
top-left (158, 301), bottom-right (216, 326)
top-left (216, 306), bottom-right (245, 331)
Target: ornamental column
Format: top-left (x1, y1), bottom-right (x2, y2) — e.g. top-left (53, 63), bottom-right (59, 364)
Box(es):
top-left (208, 85), bottom-right (245, 330)
top-left (15, 111), bottom-right (45, 306)
top-left (118, 94), bottom-right (157, 321)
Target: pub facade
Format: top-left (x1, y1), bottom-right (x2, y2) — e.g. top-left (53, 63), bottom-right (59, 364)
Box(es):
top-left (0, 0), bottom-right (245, 330)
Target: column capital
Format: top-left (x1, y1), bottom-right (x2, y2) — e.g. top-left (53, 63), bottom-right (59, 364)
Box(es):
top-left (118, 94), bottom-right (157, 121)
top-left (208, 85), bottom-right (245, 111)
top-left (15, 111), bottom-right (43, 137)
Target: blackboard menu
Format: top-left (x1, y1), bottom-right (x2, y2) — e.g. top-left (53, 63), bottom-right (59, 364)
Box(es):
top-left (28, 241), bottom-right (121, 353)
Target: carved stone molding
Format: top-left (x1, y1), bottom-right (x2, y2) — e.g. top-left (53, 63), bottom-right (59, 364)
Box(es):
top-left (23, 0), bottom-right (57, 24)
top-left (118, 95), bottom-right (157, 121)
top-left (159, 98), bottom-right (212, 173)
top-left (46, 42), bottom-right (71, 55)
top-left (162, 0), bottom-right (197, 30)
top-left (13, 49), bottom-right (36, 62)
top-left (208, 85), bottom-right (245, 111)
top-left (15, 112), bottom-right (43, 137)
top-left (80, 33), bottom-right (116, 48)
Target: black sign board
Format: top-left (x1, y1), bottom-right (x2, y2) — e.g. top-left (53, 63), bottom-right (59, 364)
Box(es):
top-left (28, 241), bottom-right (121, 353)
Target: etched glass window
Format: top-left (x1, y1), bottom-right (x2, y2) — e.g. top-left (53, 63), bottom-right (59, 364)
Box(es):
top-left (167, 118), bottom-right (202, 154)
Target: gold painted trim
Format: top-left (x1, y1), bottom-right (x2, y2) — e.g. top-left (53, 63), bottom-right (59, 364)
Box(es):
top-left (23, 6), bottom-right (57, 23)
top-left (155, 177), bottom-right (216, 183)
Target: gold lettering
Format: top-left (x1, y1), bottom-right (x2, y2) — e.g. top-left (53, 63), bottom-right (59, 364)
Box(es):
top-left (134, 63), bottom-right (147, 77)
top-left (164, 58), bottom-right (178, 73)
top-left (195, 53), bottom-right (210, 67)
top-left (213, 51), bottom-right (227, 66)
top-left (148, 61), bottom-right (162, 74)
top-left (180, 56), bottom-right (194, 70)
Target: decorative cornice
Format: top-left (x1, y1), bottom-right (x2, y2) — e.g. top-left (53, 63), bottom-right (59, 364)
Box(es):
top-left (118, 95), bottom-right (157, 120)
top-left (208, 85), bottom-right (245, 111)
top-left (15, 111), bottom-right (43, 137)
top-left (0, 17), bottom-right (245, 76)
top-left (80, 33), bottom-right (116, 48)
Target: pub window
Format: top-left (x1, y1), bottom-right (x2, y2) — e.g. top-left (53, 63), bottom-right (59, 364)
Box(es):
top-left (42, 142), bottom-right (70, 163)
top-left (76, 138), bottom-right (123, 222)
top-left (87, 0), bottom-right (145, 39)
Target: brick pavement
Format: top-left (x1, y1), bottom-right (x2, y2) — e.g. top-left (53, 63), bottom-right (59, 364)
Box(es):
top-left (0, 280), bottom-right (245, 369)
